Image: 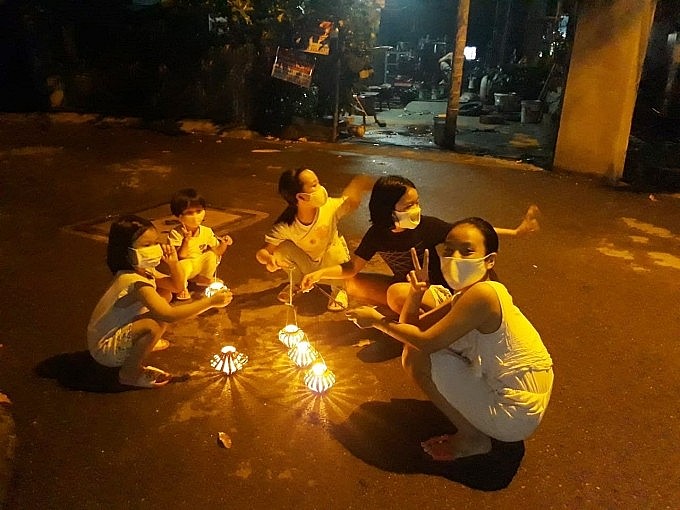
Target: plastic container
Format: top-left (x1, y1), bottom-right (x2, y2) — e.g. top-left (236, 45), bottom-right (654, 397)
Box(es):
top-left (494, 93), bottom-right (520, 112)
top-left (433, 114), bottom-right (447, 146)
top-left (521, 100), bottom-right (543, 123)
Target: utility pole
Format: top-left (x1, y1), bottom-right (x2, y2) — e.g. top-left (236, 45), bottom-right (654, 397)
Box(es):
top-left (443, 0), bottom-right (470, 149)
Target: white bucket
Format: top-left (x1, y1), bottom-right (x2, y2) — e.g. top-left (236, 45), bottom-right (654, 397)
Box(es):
top-left (521, 100), bottom-right (543, 124)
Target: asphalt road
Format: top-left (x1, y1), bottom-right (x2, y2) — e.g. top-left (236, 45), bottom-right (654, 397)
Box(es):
top-left (1, 113), bottom-right (679, 509)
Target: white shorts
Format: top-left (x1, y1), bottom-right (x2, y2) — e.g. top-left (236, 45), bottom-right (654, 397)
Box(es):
top-left (90, 324), bottom-right (134, 367)
top-left (430, 350), bottom-right (553, 442)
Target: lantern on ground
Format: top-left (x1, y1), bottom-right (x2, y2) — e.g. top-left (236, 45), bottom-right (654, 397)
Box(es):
top-left (205, 281), bottom-right (228, 298)
top-left (210, 345), bottom-right (248, 375)
top-left (304, 361), bottom-right (336, 393)
top-left (278, 323), bottom-right (306, 348)
top-left (288, 339), bottom-right (318, 368)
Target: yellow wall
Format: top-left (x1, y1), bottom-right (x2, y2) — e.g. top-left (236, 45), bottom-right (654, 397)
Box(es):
top-left (553, 0), bottom-right (656, 180)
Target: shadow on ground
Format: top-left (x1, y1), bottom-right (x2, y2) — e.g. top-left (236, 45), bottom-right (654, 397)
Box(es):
top-left (332, 398), bottom-right (524, 491)
top-left (35, 351), bottom-right (189, 392)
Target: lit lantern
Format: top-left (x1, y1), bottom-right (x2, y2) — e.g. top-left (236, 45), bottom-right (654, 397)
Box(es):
top-left (278, 323), bottom-right (306, 348)
top-left (304, 361), bottom-right (336, 393)
top-left (210, 345), bottom-right (248, 375)
top-left (205, 281), bottom-right (228, 298)
top-left (287, 339), bottom-right (318, 368)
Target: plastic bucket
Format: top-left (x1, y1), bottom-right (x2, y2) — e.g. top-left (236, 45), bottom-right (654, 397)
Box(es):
top-left (521, 100), bottom-right (543, 124)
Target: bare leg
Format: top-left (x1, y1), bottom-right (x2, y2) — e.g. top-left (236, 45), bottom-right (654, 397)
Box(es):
top-left (118, 318), bottom-right (168, 385)
top-left (386, 282), bottom-right (439, 315)
top-left (345, 273), bottom-right (393, 306)
top-left (402, 345), bottom-right (492, 460)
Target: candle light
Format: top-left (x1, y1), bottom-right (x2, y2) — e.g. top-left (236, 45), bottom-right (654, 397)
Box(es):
top-left (210, 345), bottom-right (248, 375)
top-left (304, 361), bottom-right (336, 393)
top-left (287, 339), bottom-right (318, 368)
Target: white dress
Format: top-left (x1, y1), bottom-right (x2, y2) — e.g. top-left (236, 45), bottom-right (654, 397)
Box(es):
top-left (87, 270), bottom-right (157, 367)
top-left (430, 281), bottom-right (554, 442)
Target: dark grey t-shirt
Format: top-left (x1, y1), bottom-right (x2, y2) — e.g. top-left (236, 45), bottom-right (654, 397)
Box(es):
top-left (354, 215), bottom-right (453, 286)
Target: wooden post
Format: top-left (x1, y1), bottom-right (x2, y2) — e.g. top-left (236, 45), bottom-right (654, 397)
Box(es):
top-left (444, 0), bottom-right (471, 149)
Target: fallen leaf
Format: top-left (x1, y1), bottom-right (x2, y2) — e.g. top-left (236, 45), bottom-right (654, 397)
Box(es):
top-left (217, 432), bottom-right (232, 449)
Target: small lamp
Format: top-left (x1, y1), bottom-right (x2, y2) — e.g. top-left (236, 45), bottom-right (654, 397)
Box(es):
top-left (304, 361), bottom-right (336, 393)
top-left (210, 345), bottom-right (248, 375)
top-left (205, 281), bottom-right (228, 298)
top-left (287, 339), bottom-right (318, 368)
top-left (278, 323), bottom-right (306, 348)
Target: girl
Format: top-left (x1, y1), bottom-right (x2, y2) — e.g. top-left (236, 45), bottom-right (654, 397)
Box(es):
top-left (88, 215), bottom-right (233, 388)
top-left (346, 218), bottom-right (553, 460)
top-left (301, 175), bottom-right (539, 314)
top-left (255, 168), bottom-right (373, 311)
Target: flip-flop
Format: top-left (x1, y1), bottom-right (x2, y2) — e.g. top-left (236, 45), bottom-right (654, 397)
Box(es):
top-left (120, 366), bottom-right (171, 389)
top-left (152, 339), bottom-right (170, 352)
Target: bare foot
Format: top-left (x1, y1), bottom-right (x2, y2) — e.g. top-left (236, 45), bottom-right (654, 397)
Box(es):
top-left (119, 366), bottom-right (171, 389)
top-left (421, 433), bottom-right (492, 461)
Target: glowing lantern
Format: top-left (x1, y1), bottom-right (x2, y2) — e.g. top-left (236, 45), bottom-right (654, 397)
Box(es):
top-left (210, 345), bottom-right (248, 375)
top-left (205, 281), bottom-right (228, 298)
top-left (304, 361), bottom-right (336, 393)
top-left (287, 339), bottom-right (318, 368)
top-left (278, 323), bottom-right (306, 348)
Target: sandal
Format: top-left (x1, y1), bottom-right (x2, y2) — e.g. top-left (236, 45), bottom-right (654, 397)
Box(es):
top-left (175, 289), bottom-right (191, 301)
top-left (119, 366), bottom-right (171, 389)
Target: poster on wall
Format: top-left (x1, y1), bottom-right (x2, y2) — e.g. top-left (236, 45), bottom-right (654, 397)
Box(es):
top-left (271, 47), bottom-right (315, 88)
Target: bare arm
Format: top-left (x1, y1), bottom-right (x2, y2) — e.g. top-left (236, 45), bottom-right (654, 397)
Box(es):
top-left (340, 175), bottom-right (375, 214)
top-left (256, 242), bottom-right (290, 272)
top-left (136, 284), bottom-right (232, 323)
top-left (347, 284), bottom-right (498, 354)
top-left (494, 205), bottom-right (540, 237)
top-left (300, 255), bottom-right (368, 291)
top-left (155, 244), bottom-right (185, 293)
top-left (212, 234), bottom-right (233, 257)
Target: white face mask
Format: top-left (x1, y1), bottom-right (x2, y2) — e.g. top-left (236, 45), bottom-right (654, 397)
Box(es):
top-left (440, 254), bottom-right (493, 290)
top-left (394, 205), bottom-right (421, 230)
top-left (181, 210), bottom-right (205, 229)
top-left (301, 186), bottom-right (328, 208)
top-left (129, 244), bottom-right (163, 269)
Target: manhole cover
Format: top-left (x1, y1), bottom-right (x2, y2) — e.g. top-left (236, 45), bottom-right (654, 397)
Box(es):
top-left (64, 204), bottom-right (269, 243)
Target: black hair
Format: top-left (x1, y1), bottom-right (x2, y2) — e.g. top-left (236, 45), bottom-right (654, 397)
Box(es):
top-left (368, 175), bottom-right (416, 230)
top-left (450, 217), bottom-right (499, 255)
top-left (106, 215), bottom-right (155, 274)
top-left (170, 188), bottom-right (207, 217)
top-left (274, 167), bottom-right (307, 225)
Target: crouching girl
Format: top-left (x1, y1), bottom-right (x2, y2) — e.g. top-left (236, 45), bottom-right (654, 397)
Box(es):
top-left (88, 215), bottom-right (232, 388)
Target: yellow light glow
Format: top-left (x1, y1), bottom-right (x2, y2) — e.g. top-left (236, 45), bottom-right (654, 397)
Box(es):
top-left (304, 361), bottom-right (336, 393)
top-left (287, 339), bottom-right (318, 368)
top-left (210, 345), bottom-right (248, 375)
top-left (278, 324), bottom-right (306, 348)
top-left (205, 281), bottom-right (228, 297)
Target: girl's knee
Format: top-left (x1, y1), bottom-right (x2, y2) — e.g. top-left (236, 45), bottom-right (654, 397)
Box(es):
top-left (386, 283), bottom-right (409, 313)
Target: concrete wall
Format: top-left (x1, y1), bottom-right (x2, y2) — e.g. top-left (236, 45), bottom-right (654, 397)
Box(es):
top-left (553, 0), bottom-right (657, 181)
